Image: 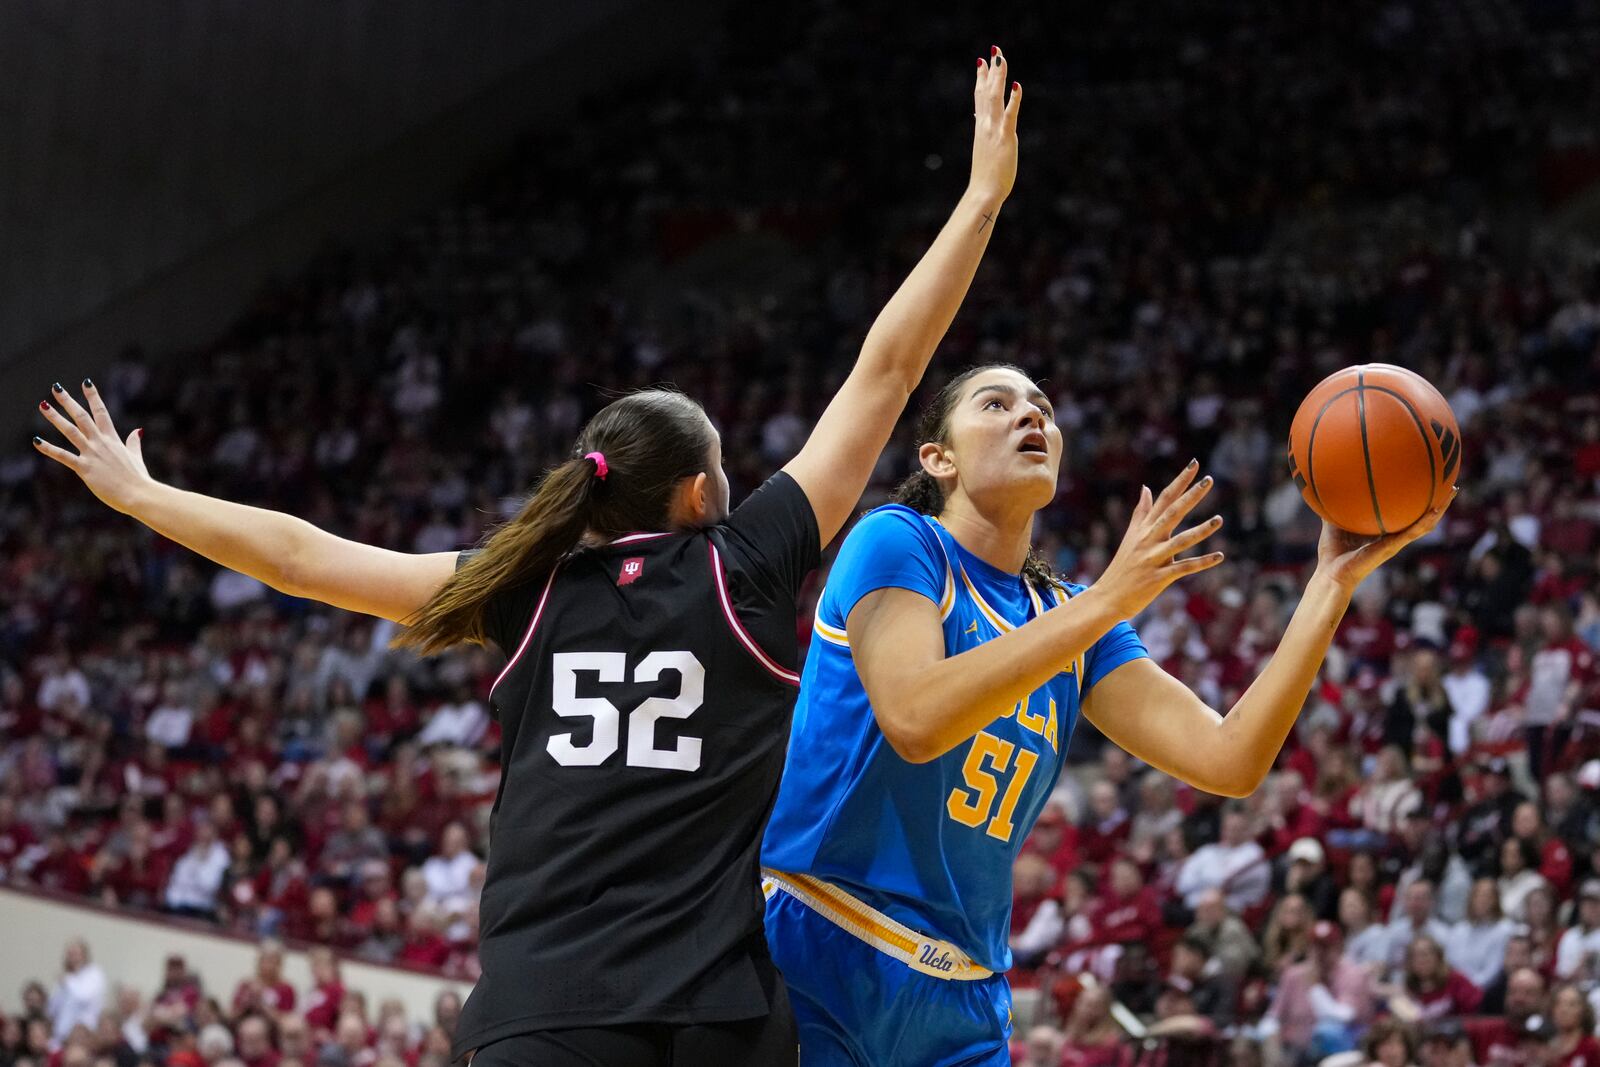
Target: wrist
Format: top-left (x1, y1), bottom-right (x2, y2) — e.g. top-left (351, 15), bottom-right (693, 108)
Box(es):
top-left (120, 476), bottom-right (163, 519)
top-left (1307, 567), bottom-right (1357, 604)
top-left (962, 184), bottom-right (1007, 213)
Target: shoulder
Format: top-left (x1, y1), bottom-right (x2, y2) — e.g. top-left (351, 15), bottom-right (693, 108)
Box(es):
top-left (843, 504), bottom-right (944, 551)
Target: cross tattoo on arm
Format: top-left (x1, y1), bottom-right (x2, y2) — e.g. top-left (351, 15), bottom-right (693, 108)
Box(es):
top-left (978, 210), bottom-right (995, 233)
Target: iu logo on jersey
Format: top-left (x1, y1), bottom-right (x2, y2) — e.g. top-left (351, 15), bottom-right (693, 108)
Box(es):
top-left (618, 557), bottom-right (645, 586)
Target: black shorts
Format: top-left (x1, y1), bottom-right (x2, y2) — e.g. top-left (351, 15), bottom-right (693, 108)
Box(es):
top-left (468, 989), bottom-right (796, 1067)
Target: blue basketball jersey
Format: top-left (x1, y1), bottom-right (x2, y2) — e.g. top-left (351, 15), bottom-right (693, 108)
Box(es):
top-left (761, 505), bottom-right (1148, 973)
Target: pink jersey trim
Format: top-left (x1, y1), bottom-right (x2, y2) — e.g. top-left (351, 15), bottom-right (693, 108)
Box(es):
top-left (609, 532), bottom-right (674, 546)
top-left (707, 541), bottom-right (800, 686)
top-left (488, 566), bottom-right (560, 699)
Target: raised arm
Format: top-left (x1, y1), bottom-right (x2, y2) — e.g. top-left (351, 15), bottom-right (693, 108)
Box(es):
top-left (1081, 489), bottom-right (1457, 798)
top-left (854, 464), bottom-right (1225, 763)
top-left (33, 381), bottom-right (456, 624)
top-left (783, 48), bottom-right (1021, 544)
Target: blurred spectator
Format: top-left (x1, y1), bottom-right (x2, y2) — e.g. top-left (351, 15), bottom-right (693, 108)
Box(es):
top-left (1176, 805), bottom-right (1269, 915)
top-left (1445, 878), bottom-right (1515, 990)
top-left (48, 939), bottom-right (107, 1045)
top-left (1058, 985), bottom-right (1128, 1067)
top-left (1263, 921), bottom-right (1373, 1063)
top-left (1383, 881), bottom-right (1452, 977)
top-left (1546, 983), bottom-right (1600, 1067)
top-left (418, 825), bottom-right (475, 914)
top-left (163, 818), bottom-right (231, 920)
top-left (230, 942), bottom-right (295, 1019)
top-left (1496, 837), bottom-right (1550, 923)
top-left (1555, 879), bottom-right (1600, 982)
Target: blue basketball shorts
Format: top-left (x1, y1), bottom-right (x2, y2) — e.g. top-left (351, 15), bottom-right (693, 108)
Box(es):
top-left (763, 880), bottom-right (1012, 1067)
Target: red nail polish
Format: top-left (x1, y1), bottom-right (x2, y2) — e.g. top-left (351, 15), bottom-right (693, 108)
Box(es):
top-left (39, 401), bottom-right (48, 411)
top-left (1013, 81), bottom-right (1020, 92)
top-left (991, 46), bottom-right (999, 56)
top-left (977, 58), bottom-right (985, 68)
top-left (136, 428), bottom-right (144, 438)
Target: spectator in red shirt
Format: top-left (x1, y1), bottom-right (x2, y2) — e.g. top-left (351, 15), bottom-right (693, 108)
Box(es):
top-left (1513, 800), bottom-right (1575, 900)
top-left (1546, 983), bottom-right (1600, 1067)
top-left (1077, 782), bottom-right (1130, 868)
top-left (1393, 934), bottom-right (1482, 1022)
top-left (1337, 594), bottom-right (1397, 673)
top-left (1059, 985), bottom-right (1131, 1067)
top-left (301, 948), bottom-right (345, 1037)
top-left (231, 942), bottom-right (296, 1020)
top-left (1062, 856), bottom-right (1163, 978)
top-left (398, 908), bottom-right (452, 970)
top-left (1021, 802), bottom-right (1079, 881)
top-left (1472, 965), bottom-right (1547, 1063)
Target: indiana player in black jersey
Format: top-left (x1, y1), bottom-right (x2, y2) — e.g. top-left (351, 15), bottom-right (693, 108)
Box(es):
top-left (34, 49), bottom-right (1023, 1066)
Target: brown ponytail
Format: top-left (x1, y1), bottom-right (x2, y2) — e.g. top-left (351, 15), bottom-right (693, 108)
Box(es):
top-left (891, 364), bottom-right (1060, 591)
top-left (395, 389), bottom-right (715, 655)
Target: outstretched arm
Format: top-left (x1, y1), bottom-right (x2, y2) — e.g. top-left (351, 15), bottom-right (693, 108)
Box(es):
top-left (854, 464), bottom-right (1224, 763)
top-left (1081, 492), bottom-right (1457, 797)
top-left (784, 48), bottom-right (1021, 545)
top-left (33, 381), bottom-right (456, 623)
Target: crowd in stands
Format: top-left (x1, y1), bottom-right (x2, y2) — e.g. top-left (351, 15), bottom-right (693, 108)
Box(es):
top-left (4, 0), bottom-right (1600, 1065)
top-left (0, 939), bottom-right (463, 1067)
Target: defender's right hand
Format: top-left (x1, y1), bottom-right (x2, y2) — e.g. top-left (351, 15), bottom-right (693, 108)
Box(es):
top-left (34, 379), bottom-right (156, 516)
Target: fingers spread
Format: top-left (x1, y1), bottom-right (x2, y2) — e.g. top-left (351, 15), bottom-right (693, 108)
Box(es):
top-left (1167, 515), bottom-right (1224, 555)
top-left (39, 401), bottom-right (88, 449)
top-left (1166, 552), bottom-right (1225, 577)
top-left (1152, 459), bottom-right (1200, 516)
top-left (83, 379), bottom-right (117, 435)
top-left (51, 383), bottom-right (97, 436)
top-left (32, 435), bottom-right (81, 471)
top-left (1154, 473), bottom-right (1214, 537)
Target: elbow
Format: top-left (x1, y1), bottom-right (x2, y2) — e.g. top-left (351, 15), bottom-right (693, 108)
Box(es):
top-left (875, 703), bottom-right (943, 765)
top-left (1205, 764), bottom-right (1268, 799)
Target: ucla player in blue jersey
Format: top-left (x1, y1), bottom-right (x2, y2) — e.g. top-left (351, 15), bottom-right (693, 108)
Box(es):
top-left (762, 363), bottom-right (1457, 1065)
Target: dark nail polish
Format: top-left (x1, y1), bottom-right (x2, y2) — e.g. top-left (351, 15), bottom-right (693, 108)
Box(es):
top-left (52, 382), bottom-right (63, 393)
top-left (82, 377), bottom-right (93, 389)
top-left (1202, 475), bottom-right (1213, 486)
top-left (32, 436), bottom-right (41, 445)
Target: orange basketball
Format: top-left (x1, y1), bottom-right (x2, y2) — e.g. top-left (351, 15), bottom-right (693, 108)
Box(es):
top-left (1286, 363), bottom-right (1461, 536)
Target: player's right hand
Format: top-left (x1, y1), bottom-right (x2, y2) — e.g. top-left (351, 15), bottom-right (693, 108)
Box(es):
top-left (1094, 460), bottom-right (1225, 620)
top-left (34, 379), bottom-right (156, 516)
top-left (969, 45), bottom-right (1020, 203)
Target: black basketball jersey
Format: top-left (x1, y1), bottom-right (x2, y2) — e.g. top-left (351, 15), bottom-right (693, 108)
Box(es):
top-left (450, 472), bottom-right (819, 1058)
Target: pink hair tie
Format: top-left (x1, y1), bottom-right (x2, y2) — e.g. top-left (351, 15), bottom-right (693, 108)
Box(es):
top-left (585, 451), bottom-right (609, 481)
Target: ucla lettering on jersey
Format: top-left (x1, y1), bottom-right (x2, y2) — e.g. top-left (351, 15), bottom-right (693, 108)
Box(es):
top-left (762, 504), bottom-right (1148, 973)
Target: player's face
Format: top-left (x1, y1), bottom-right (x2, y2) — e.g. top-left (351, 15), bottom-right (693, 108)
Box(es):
top-left (933, 367), bottom-right (1062, 513)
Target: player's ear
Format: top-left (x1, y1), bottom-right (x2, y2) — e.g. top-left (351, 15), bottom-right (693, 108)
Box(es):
top-left (919, 440), bottom-right (956, 479)
top-left (668, 472), bottom-right (711, 527)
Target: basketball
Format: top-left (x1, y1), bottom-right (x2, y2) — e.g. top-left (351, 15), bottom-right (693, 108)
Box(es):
top-left (1286, 363), bottom-right (1461, 536)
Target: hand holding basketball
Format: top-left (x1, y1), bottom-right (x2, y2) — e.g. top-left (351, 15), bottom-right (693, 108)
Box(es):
top-left (1314, 487), bottom-right (1456, 593)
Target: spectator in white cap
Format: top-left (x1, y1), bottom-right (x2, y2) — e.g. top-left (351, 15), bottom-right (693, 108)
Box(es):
top-left (1284, 837), bottom-right (1338, 921)
top-left (1555, 879), bottom-right (1600, 981)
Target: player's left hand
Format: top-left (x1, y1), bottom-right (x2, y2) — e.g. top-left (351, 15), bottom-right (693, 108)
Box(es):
top-left (1314, 486), bottom-right (1457, 593)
